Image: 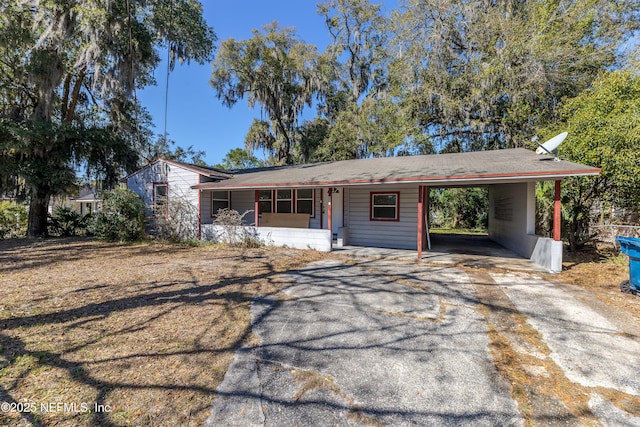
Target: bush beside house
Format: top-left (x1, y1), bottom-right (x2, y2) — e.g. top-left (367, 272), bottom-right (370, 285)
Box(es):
top-left (88, 188), bottom-right (146, 242)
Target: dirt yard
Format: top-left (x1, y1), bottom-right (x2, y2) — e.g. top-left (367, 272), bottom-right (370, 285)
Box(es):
top-left (1, 238), bottom-right (638, 427)
top-left (558, 243), bottom-right (640, 320)
top-left (0, 238), bottom-right (326, 426)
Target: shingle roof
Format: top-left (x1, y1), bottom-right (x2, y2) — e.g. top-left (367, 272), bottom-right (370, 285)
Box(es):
top-left (192, 148), bottom-right (600, 190)
top-left (121, 158), bottom-right (232, 181)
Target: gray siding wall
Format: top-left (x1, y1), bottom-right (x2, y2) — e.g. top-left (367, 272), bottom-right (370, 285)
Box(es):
top-left (232, 190), bottom-right (256, 225)
top-left (346, 184), bottom-right (419, 250)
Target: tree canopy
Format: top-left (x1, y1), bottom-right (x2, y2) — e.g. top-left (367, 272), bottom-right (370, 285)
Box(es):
top-left (551, 70), bottom-right (640, 249)
top-left (0, 0), bottom-right (215, 236)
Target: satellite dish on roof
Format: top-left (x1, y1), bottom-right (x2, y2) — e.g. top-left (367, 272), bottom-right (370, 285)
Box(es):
top-left (535, 132), bottom-right (567, 161)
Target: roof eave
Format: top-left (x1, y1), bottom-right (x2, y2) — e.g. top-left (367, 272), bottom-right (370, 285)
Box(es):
top-left (191, 169), bottom-right (601, 190)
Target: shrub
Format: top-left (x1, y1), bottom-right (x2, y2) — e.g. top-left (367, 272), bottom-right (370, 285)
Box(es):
top-left (153, 198), bottom-right (199, 242)
top-left (49, 206), bottom-right (89, 236)
top-left (213, 208), bottom-right (262, 247)
top-left (0, 201), bottom-right (27, 239)
top-left (88, 188), bottom-right (146, 242)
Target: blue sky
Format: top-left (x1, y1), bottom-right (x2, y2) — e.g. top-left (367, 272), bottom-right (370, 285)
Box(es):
top-left (138, 1), bottom-right (334, 166)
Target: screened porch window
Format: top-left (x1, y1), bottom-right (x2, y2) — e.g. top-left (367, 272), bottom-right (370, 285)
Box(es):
top-left (370, 192), bottom-right (399, 221)
top-left (276, 189), bottom-right (292, 213)
top-left (259, 190), bottom-right (272, 214)
top-left (296, 189), bottom-right (314, 217)
top-left (212, 191), bottom-right (229, 217)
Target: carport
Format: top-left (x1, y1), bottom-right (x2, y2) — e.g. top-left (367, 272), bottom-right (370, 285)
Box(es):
top-left (335, 233), bottom-right (550, 273)
top-left (194, 148), bottom-right (600, 272)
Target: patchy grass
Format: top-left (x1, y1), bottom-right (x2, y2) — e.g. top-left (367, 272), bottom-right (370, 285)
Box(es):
top-left (0, 238), bottom-right (326, 426)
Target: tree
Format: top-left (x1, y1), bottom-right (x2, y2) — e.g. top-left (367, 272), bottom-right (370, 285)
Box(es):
top-left (315, 0), bottom-right (418, 159)
top-left (214, 148), bottom-right (265, 170)
top-left (548, 71), bottom-right (640, 250)
top-left (0, 0), bottom-right (215, 237)
top-left (389, 0), bottom-right (640, 153)
top-left (211, 22), bottom-right (324, 164)
top-left (317, 0), bottom-right (388, 104)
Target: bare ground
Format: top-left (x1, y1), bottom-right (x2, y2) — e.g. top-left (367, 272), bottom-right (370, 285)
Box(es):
top-left (1, 238), bottom-right (638, 427)
top-left (0, 238), bottom-right (326, 426)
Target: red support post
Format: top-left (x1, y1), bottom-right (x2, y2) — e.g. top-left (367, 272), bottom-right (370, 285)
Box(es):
top-left (417, 185), bottom-right (424, 260)
top-left (327, 188), bottom-right (333, 234)
top-left (197, 189), bottom-right (202, 240)
top-left (254, 190), bottom-right (260, 227)
top-left (554, 180), bottom-right (561, 241)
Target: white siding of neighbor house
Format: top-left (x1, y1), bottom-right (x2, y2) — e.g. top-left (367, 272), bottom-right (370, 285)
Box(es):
top-left (127, 161), bottom-right (200, 210)
top-left (126, 162), bottom-right (201, 239)
top-left (346, 184), bottom-right (419, 250)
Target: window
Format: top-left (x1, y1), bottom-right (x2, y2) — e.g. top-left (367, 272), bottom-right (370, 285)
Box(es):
top-left (212, 191), bottom-right (229, 217)
top-left (276, 189), bottom-right (292, 213)
top-left (259, 190), bottom-right (272, 214)
top-left (296, 189), bottom-right (314, 217)
top-left (153, 183), bottom-right (168, 217)
top-left (370, 192), bottom-right (399, 221)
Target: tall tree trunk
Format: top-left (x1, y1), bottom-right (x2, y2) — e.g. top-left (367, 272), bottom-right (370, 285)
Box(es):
top-left (27, 186), bottom-right (50, 237)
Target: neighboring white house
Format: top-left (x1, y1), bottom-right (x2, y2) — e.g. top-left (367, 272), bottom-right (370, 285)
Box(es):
top-left (123, 149), bottom-right (600, 272)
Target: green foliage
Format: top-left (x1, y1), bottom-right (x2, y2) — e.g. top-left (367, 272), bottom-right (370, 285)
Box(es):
top-left (430, 188), bottom-right (488, 231)
top-left (0, 201), bottom-right (27, 239)
top-left (214, 148), bottom-right (264, 170)
top-left (547, 71), bottom-right (640, 249)
top-left (388, 0), bottom-right (640, 153)
top-left (88, 189), bottom-right (146, 242)
top-left (0, 0), bottom-right (216, 236)
top-left (211, 22), bottom-right (323, 164)
top-left (49, 206), bottom-right (89, 237)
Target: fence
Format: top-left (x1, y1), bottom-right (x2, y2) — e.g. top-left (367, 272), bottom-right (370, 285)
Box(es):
top-left (590, 224), bottom-right (640, 249)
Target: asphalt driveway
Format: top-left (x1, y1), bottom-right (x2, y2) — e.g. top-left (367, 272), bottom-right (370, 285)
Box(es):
top-left (207, 258), bottom-right (640, 426)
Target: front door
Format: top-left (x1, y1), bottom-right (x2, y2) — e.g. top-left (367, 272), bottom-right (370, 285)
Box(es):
top-left (322, 188), bottom-right (343, 238)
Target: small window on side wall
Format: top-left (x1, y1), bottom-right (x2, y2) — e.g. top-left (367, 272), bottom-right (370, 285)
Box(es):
top-left (153, 183), bottom-right (168, 218)
top-left (370, 192), bottom-right (399, 221)
top-left (212, 191), bottom-right (229, 217)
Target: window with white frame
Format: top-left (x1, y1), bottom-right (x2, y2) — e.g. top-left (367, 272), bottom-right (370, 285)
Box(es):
top-left (276, 189), bottom-right (292, 213)
top-left (212, 191), bottom-right (229, 217)
top-left (153, 183), bottom-right (168, 218)
top-left (296, 188), bottom-right (314, 216)
top-left (259, 190), bottom-right (272, 214)
top-left (370, 192), bottom-right (399, 221)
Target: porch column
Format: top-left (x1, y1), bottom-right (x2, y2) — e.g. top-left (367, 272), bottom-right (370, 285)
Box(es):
top-left (327, 188), bottom-right (333, 236)
top-left (197, 189), bottom-right (202, 240)
top-left (417, 185), bottom-right (424, 260)
top-left (553, 180), bottom-right (561, 241)
top-left (254, 190), bottom-right (260, 227)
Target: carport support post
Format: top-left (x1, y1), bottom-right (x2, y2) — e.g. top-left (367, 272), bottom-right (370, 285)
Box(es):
top-left (554, 180), bottom-right (561, 241)
top-left (417, 185), bottom-right (424, 260)
top-left (254, 190), bottom-right (260, 227)
top-left (327, 188), bottom-right (333, 245)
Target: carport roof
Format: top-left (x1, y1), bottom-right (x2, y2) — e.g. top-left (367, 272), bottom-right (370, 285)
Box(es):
top-left (192, 148), bottom-right (600, 190)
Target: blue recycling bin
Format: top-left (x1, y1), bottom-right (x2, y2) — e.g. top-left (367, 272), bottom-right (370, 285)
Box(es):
top-left (616, 236), bottom-right (640, 295)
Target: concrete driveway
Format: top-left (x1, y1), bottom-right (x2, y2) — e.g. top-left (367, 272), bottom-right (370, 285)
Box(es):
top-left (207, 257), bottom-right (640, 426)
